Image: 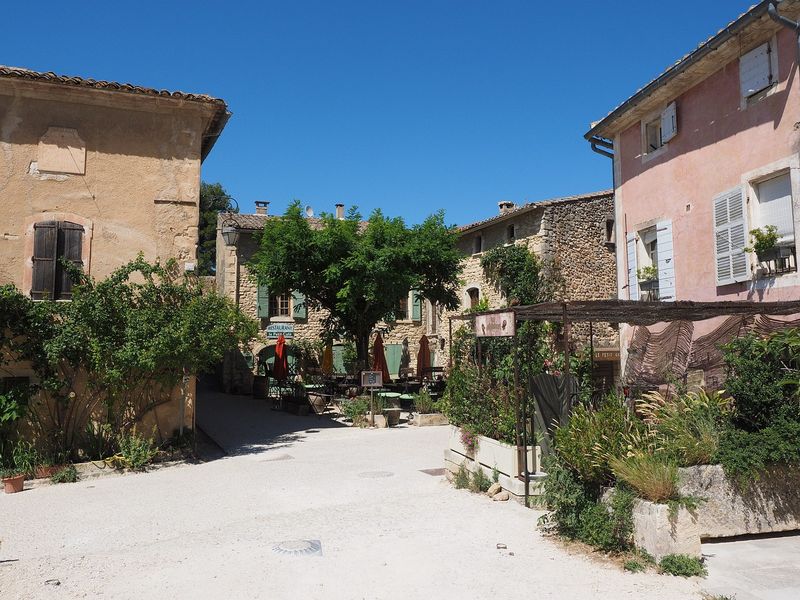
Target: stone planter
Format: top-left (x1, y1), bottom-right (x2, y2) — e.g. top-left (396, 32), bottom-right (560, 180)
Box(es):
top-left (411, 412), bottom-right (449, 427)
top-left (382, 408), bottom-right (401, 427)
top-left (448, 425), bottom-right (539, 476)
top-left (631, 499), bottom-right (701, 561)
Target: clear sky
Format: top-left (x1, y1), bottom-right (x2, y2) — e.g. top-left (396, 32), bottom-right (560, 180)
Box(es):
top-left (5, 0), bottom-right (757, 226)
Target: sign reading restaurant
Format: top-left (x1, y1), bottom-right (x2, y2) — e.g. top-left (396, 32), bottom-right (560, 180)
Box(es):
top-left (266, 323), bottom-right (295, 339)
top-left (474, 311), bottom-right (516, 338)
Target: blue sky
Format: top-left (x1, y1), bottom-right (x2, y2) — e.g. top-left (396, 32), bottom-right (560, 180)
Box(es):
top-left (5, 1), bottom-right (756, 226)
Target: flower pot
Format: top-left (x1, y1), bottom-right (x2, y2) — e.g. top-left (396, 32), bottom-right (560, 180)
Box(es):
top-left (2, 474), bottom-right (25, 494)
top-left (382, 408), bottom-right (401, 426)
top-left (35, 465), bottom-right (63, 479)
top-left (638, 279), bottom-right (658, 292)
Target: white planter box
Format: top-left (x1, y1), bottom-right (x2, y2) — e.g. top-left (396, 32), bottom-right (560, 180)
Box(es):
top-left (448, 425), bottom-right (539, 477)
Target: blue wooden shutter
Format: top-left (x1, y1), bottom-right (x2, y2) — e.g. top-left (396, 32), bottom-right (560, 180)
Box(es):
top-left (656, 220), bottom-right (675, 301)
top-left (292, 290), bottom-right (307, 319)
top-left (626, 232), bottom-right (639, 301)
top-left (411, 292), bottom-right (422, 321)
top-left (257, 283), bottom-right (270, 318)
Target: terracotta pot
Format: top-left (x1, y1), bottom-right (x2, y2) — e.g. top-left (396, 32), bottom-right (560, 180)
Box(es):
top-left (2, 474), bottom-right (25, 494)
top-left (35, 465), bottom-right (62, 479)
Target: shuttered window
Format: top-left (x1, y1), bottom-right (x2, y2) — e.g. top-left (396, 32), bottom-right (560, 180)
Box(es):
top-left (256, 283), bottom-right (270, 318)
top-left (660, 102), bottom-right (678, 143)
top-left (411, 291), bottom-right (422, 321)
top-left (656, 220), bottom-right (675, 301)
top-left (714, 187), bottom-right (750, 285)
top-left (626, 232), bottom-right (639, 301)
top-left (740, 42), bottom-right (773, 98)
top-left (756, 173), bottom-right (795, 243)
top-left (291, 290), bottom-right (307, 319)
top-left (31, 221), bottom-right (84, 300)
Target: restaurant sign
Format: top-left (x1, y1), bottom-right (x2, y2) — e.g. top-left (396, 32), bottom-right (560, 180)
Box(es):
top-left (266, 323), bottom-right (295, 339)
top-left (475, 311), bottom-right (516, 338)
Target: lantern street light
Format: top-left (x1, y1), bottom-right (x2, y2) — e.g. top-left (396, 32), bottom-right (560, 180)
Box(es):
top-left (219, 196), bottom-right (241, 246)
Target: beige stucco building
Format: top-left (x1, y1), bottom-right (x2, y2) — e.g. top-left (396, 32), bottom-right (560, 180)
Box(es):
top-left (217, 191), bottom-right (619, 392)
top-left (0, 65), bottom-right (229, 435)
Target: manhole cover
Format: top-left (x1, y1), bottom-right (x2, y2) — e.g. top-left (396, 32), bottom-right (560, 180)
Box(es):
top-left (358, 471), bottom-right (394, 478)
top-left (419, 468), bottom-right (446, 476)
top-left (272, 540), bottom-right (322, 557)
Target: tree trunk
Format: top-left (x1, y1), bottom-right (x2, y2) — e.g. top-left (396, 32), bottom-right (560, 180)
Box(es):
top-left (356, 330), bottom-right (370, 372)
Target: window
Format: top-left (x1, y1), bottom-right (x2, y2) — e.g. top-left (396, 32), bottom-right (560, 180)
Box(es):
top-left (467, 287), bottom-right (480, 310)
top-left (752, 173), bottom-right (796, 275)
top-left (605, 218), bottom-right (616, 245)
top-left (269, 293), bottom-right (291, 317)
top-left (429, 300), bottom-right (438, 334)
top-left (628, 220), bottom-right (675, 301)
top-left (642, 102), bottom-right (677, 156)
top-left (393, 291), bottom-right (421, 322)
top-left (396, 296), bottom-right (409, 321)
top-left (506, 224), bottom-right (515, 243)
top-left (31, 221), bottom-right (84, 300)
top-left (740, 41), bottom-right (775, 99)
top-left (473, 234), bottom-right (483, 254)
top-left (714, 187), bottom-right (750, 285)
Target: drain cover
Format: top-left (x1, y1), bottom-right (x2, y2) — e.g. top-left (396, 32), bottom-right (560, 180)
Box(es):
top-left (419, 468), bottom-right (446, 476)
top-left (272, 540), bottom-right (322, 557)
top-left (358, 471), bottom-right (394, 478)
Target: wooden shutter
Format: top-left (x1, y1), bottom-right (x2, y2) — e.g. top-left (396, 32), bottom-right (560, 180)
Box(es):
top-left (740, 42), bottom-right (772, 97)
top-left (626, 232), bottom-right (639, 301)
top-left (714, 187), bottom-right (750, 286)
top-left (656, 220), bottom-right (675, 301)
top-left (660, 102), bottom-right (677, 143)
top-left (31, 221), bottom-right (57, 300)
top-left (257, 283), bottom-right (270, 318)
top-left (411, 291), bottom-right (422, 321)
top-left (56, 222), bottom-right (84, 300)
top-left (291, 290), bottom-right (307, 319)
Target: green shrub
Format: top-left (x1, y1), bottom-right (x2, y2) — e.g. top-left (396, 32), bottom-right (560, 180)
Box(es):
top-left (659, 554), bottom-right (707, 577)
top-left (413, 388), bottom-right (437, 414)
top-left (578, 487), bottom-right (635, 553)
top-left (11, 440), bottom-right (39, 478)
top-left (454, 464), bottom-right (471, 489)
top-left (114, 428), bottom-right (157, 471)
top-left (470, 468), bottom-right (492, 493)
top-left (716, 416), bottom-right (800, 482)
top-left (624, 559), bottom-right (646, 573)
top-left (50, 465), bottom-right (78, 484)
top-left (610, 453), bottom-right (678, 503)
top-left (342, 397), bottom-right (370, 424)
top-left (538, 454), bottom-right (594, 539)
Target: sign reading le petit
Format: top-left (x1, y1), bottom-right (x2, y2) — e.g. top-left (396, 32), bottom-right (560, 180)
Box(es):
top-left (475, 311), bottom-right (516, 338)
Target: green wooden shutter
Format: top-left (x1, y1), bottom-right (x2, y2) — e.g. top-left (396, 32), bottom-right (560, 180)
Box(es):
top-left (257, 283), bottom-right (270, 318)
top-left (292, 290), bottom-right (307, 319)
top-left (411, 292), bottom-right (422, 321)
top-left (384, 343), bottom-right (402, 378)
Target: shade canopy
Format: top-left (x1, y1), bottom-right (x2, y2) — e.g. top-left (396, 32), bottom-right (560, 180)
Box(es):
top-left (273, 334), bottom-right (289, 382)
top-left (321, 343), bottom-right (333, 376)
top-left (372, 333), bottom-right (391, 383)
top-left (416, 335), bottom-right (431, 378)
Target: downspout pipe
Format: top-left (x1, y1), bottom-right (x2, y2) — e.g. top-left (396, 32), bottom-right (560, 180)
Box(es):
top-left (589, 135), bottom-right (614, 160)
top-left (768, 0), bottom-right (800, 61)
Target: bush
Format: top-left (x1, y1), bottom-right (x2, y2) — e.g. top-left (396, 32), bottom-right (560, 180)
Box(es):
top-left (716, 416), bottom-right (800, 482)
top-left (11, 440), bottom-right (39, 478)
top-left (454, 464), bottom-right (471, 489)
top-left (623, 559), bottom-right (646, 573)
top-left (113, 428), bottom-right (157, 471)
top-left (470, 468), bottom-right (492, 493)
top-left (610, 453), bottom-right (678, 503)
top-left (659, 554), bottom-right (707, 577)
top-left (51, 465), bottom-right (78, 484)
top-left (413, 388), bottom-right (437, 414)
top-left (342, 397), bottom-right (370, 424)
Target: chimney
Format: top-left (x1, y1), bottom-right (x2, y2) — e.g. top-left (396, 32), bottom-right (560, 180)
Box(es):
top-left (255, 201), bottom-right (269, 215)
top-left (335, 203), bottom-right (345, 220)
top-left (498, 200), bottom-right (515, 214)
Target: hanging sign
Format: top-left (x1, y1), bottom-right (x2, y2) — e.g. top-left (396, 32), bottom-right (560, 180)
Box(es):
top-left (266, 323), bottom-right (295, 339)
top-left (475, 311), bottom-right (516, 337)
top-left (361, 371), bottom-right (383, 388)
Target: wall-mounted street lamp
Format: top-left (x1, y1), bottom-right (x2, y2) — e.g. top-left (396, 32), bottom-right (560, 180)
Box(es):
top-left (219, 197), bottom-right (240, 247)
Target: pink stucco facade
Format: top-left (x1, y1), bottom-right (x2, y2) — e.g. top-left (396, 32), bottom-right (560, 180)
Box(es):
top-left (614, 27), bottom-right (800, 305)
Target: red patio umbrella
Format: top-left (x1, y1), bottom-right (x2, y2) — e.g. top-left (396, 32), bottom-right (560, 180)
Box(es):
top-left (273, 334), bottom-right (289, 382)
top-left (372, 333), bottom-right (391, 383)
top-left (416, 335), bottom-right (431, 379)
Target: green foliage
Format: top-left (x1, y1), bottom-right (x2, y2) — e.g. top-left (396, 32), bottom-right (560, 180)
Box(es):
top-left (11, 440), bottom-right (39, 478)
top-left (480, 243), bottom-right (548, 306)
top-left (197, 182), bottom-right (236, 275)
top-left (470, 468), bottom-right (492, 493)
top-left (342, 397), bottom-right (370, 424)
top-left (113, 428), bottom-right (157, 471)
top-left (744, 225), bottom-right (779, 256)
top-left (636, 265), bottom-right (658, 282)
top-left (554, 394), bottom-right (641, 486)
top-left (50, 464), bottom-right (78, 484)
top-left (623, 558), bottom-right (646, 573)
top-left (578, 487), bottom-right (635, 553)
top-left (413, 388), bottom-right (437, 414)
top-left (716, 417), bottom-right (800, 483)
top-left (454, 464), bottom-right (471, 489)
top-left (659, 554), bottom-right (707, 577)
top-left (610, 453), bottom-right (678, 503)
top-left (491, 465), bottom-right (500, 484)
top-left (249, 201), bottom-right (462, 363)
top-left (723, 330), bottom-right (800, 432)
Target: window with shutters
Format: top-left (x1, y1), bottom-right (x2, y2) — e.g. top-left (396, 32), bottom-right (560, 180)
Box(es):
top-left (473, 234), bottom-right (483, 254)
top-left (714, 187), bottom-right (751, 286)
top-left (751, 172), bottom-right (797, 276)
top-left (269, 293), bottom-right (291, 317)
top-left (396, 295), bottom-right (409, 321)
top-left (740, 41), bottom-right (776, 100)
top-left (392, 291), bottom-right (421, 322)
top-left (641, 102), bottom-right (677, 159)
top-left (467, 287), bottom-right (480, 310)
top-left (31, 221), bottom-right (84, 300)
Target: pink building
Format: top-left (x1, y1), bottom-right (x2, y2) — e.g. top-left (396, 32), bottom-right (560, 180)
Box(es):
top-left (585, 0), bottom-right (800, 386)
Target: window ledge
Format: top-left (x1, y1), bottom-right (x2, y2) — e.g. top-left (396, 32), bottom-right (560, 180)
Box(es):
top-left (268, 316), bottom-right (294, 323)
top-left (642, 144), bottom-right (668, 164)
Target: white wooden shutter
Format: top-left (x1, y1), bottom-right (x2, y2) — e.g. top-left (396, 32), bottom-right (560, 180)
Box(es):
top-left (740, 42), bottom-right (772, 97)
top-left (626, 232), bottom-right (639, 301)
top-left (656, 220), bottom-right (675, 301)
top-left (714, 187), bottom-right (751, 285)
top-left (660, 102), bottom-right (677, 143)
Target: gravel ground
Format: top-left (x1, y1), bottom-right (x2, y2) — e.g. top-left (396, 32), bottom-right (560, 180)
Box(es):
top-left (0, 389), bottom-right (701, 600)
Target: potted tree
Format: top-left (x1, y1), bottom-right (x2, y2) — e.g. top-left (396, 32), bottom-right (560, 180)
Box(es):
top-left (745, 225), bottom-right (782, 263)
top-left (637, 265), bottom-right (659, 293)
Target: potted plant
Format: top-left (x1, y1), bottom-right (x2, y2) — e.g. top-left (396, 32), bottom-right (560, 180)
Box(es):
top-left (410, 389), bottom-right (449, 426)
top-left (745, 225), bottom-right (780, 261)
top-left (637, 265), bottom-right (659, 292)
top-left (1, 466), bottom-right (24, 494)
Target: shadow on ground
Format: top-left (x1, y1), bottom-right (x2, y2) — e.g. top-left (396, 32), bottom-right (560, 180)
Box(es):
top-left (196, 378), bottom-right (346, 455)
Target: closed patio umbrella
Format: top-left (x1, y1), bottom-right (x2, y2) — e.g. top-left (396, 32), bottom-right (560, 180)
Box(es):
top-left (321, 342), bottom-right (334, 376)
top-left (372, 333), bottom-right (391, 383)
top-left (273, 334), bottom-right (289, 382)
top-left (416, 335), bottom-right (431, 379)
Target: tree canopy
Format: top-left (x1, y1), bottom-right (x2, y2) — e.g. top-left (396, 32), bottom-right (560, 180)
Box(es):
top-left (249, 201), bottom-right (462, 362)
top-left (197, 182), bottom-right (236, 275)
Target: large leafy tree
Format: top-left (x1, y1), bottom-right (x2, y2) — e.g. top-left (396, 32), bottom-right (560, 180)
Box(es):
top-left (249, 201), bottom-right (462, 364)
top-left (197, 182), bottom-right (236, 275)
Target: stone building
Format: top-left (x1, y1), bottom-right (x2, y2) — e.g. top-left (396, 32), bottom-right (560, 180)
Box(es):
top-left (0, 64), bottom-right (230, 435)
top-left (215, 203), bottom-right (434, 393)
top-left (218, 191), bottom-right (619, 391)
top-left (443, 190), bottom-right (619, 386)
